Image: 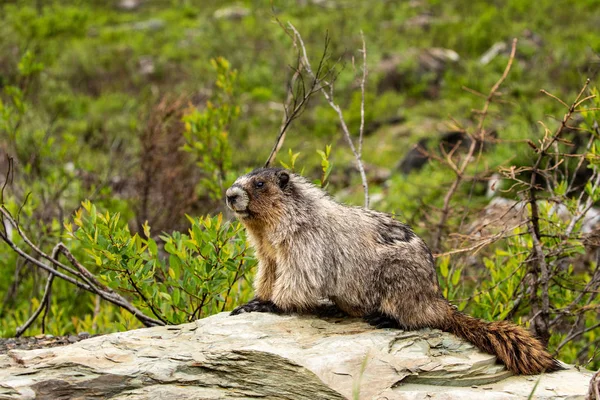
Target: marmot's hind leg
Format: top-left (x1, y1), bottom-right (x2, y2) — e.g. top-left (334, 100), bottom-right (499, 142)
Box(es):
top-left (230, 297), bottom-right (282, 315)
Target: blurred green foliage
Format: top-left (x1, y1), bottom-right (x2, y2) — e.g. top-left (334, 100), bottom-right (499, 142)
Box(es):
top-left (182, 57), bottom-right (239, 200)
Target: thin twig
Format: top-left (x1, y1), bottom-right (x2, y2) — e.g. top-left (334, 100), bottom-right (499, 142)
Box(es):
top-left (432, 39), bottom-right (518, 252)
top-left (540, 89), bottom-right (570, 109)
top-left (124, 267), bottom-right (168, 325)
top-left (287, 22), bottom-right (370, 207)
top-left (567, 133), bottom-right (596, 194)
top-left (0, 156), bottom-right (14, 206)
top-left (358, 30), bottom-right (367, 160)
top-left (15, 244), bottom-right (60, 337)
top-left (265, 19), bottom-right (336, 167)
top-left (434, 221), bottom-right (528, 258)
top-left (525, 79), bottom-right (592, 344)
top-left (556, 321), bottom-right (600, 353)
top-left (1, 207), bottom-right (103, 289)
top-left (265, 66), bottom-right (301, 167)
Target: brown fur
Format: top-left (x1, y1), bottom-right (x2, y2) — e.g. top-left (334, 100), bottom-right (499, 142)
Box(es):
top-left (225, 168), bottom-right (562, 375)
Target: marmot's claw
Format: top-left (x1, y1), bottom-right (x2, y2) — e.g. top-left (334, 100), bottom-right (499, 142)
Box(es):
top-left (229, 307), bottom-right (246, 315)
top-left (230, 298), bottom-right (280, 315)
top-left (364, 312), bottom-right (400, 329)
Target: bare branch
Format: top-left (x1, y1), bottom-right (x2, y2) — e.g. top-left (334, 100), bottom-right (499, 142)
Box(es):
top-left (264, 36), bottom-right (338, 168)
top-left (556, 320), bottom-right (600, 354)
top-left (0, 155), bottom-right (14, 207)
top-left (0, 207), bottom-right (165, 327)
top-left (358, 30), bottom-right (367, 159)
top-left (540, 89), bottom-right (570, 109)
top-left (524, 78), bottom-right (593, 345)
top-left (434, 221), bottom-right (528, 258)
top-left (431, 39), bottom-right (518, 252)
top-left (1, 208), bottom-right (82, 276)
top-left (15, 244), bottom-right (60, 337)
top-left (475, 39), bottom-right (518, 136)
top-left (265, 61), bottom-right (304, 167)
top-left (287, 22), bottom-right (370, 207)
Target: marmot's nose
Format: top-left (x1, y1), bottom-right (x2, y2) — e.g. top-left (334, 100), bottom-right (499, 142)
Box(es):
top-left (227, 194), bottom-right (239, 204)
top-left (225, 187), bottom-right (242, 206)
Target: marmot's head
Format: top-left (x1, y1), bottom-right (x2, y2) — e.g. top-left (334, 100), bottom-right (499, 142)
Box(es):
top-left (225, 168), bottom-right (291, 223)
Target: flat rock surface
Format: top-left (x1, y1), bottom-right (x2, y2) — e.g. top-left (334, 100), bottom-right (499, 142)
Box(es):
top-left (0, 312), bottom-right (593, 399)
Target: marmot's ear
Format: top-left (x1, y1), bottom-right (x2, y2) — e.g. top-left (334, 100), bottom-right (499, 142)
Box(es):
top-left (278, 171), bottom-right (290, 189)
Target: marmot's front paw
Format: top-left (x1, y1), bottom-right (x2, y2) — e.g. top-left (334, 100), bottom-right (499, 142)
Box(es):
top-left (230, 298), bottom-right (281, 315)
top-left (364, 312), bottom-right (400, 329)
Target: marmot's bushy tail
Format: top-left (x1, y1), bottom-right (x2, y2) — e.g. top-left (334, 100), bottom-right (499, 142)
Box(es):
top-left (445, 309), bottom-right (563, 375)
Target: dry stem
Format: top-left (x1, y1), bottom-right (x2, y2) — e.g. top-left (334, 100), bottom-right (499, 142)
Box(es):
top-left (287, 23), bottom-right (370, 207)
top-left (432, 38), bottom-right (518, 252)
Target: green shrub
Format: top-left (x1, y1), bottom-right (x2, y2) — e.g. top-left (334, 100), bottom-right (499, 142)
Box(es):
top-left (65, 200), bottom-right (255, 325)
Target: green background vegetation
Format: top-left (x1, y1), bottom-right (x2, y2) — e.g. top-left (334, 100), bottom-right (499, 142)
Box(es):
top-left (1, 0), bottom-right (599, 370)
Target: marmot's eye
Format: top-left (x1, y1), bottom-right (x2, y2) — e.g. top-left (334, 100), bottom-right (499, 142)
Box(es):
top-left (255, 181), bottom-right (265, 188)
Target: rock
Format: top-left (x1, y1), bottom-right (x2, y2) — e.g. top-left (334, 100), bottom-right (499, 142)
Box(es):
top-left (422, 47), bottom-right (460, 66)
top-left (213, 5), bottom-right (250, 20)
top-left (138, 56), bottom-right (155, 75)
top-left (397, 138), bottom-right (430, 174)
top-left (0, 312), bottom-right (592, 399)
top-left (398, 130), bottom-right (498, 175)
top-left (129, 19), bottom-right (165, 32)
top-left (404, 13), bottom-right (434, 28)
top-left (0, 334), bottom-right (100, 355)
top-left (480, 42), bottom-right (508, 65)
top-left (364, 115), bottom-right (406, 136)
top-left (329, 163), bottom-right (392, 190)
top-left (118, 0), bottom-right (143, 11)
top-left (470, 197), bottom-right (600, 236)
top-left (480, 31), bottom-right (544, 66)
top-left (377, 48), bottom-right (460, 97)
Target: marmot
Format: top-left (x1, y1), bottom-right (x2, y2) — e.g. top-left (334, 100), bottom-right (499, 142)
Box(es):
top-left (225, 167), bottom-right (561, 375)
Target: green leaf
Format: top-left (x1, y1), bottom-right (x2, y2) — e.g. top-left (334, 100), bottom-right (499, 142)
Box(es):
top-left (192, 223), bottom-right (203, 243)
top-left (169, 255), bottom-right (181, 272)
top-left (439, 257), bottom-right (449, 278)
top-left (159, 292), bottom-right (171, 302)
top-left (148, 238), bottom-right (158, 257)
top-left (451, 269), bottom-right (461, 286)
top-left (164, 242), bottom-right (176, 254)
